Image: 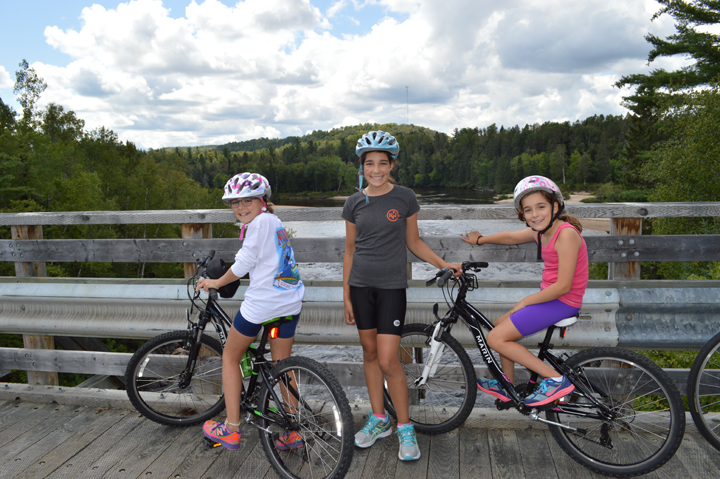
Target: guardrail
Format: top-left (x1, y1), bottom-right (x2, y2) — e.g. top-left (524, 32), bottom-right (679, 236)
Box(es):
top-left (1, 202), bottom-right (719, 390)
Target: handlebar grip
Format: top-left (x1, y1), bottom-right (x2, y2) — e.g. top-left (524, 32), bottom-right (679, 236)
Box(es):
top-left (437, 269), bottom-right (453, 287)
top-left (209, 288), bottom-right (219, 301)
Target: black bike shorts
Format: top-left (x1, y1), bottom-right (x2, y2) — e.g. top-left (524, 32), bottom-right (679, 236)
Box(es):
top-left (349, 286), bottom-right (406, 336)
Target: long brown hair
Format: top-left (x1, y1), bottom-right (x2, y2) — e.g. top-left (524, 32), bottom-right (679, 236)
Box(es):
top-left (359, 151), bottom-right (397, 184)
top-left (263, 196), bottom-right (275, 214)
top-left (517, 190), bottom-right (582, 233)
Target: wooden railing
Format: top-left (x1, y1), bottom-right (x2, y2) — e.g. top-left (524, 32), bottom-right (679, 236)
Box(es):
top-left (1, 202), bottom-right (719, 388)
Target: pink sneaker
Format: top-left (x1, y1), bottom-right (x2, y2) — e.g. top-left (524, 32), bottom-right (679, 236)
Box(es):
top-left (203, 420), bottom-right (241, 450)
top-left (276, 430), bottom-right (304, 450)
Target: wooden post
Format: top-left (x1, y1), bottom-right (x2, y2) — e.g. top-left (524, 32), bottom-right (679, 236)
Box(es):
top-left (608, 218), bottom-right (642, 280)
top-left (181, 223), bottom-right (212, 278)
top-left (11, 225), bottom-right (59, 386)
top-left (406, 262), bottom-right (413, 281)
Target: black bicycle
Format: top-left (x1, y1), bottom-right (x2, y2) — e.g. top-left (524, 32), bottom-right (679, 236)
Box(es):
top-left (383, 262), bottom-right (685, 477)
top-left (687, 330), bottom-right (720, 450)
top-left (125, 252), bottom-right (354, 479)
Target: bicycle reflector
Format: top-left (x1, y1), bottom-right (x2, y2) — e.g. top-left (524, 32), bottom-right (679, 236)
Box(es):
top-left (270, 326), bottom-right (280, 339)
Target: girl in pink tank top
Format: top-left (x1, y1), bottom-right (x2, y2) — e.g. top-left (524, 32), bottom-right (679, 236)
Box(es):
top-left (462, 176), bottom-right (588, 408)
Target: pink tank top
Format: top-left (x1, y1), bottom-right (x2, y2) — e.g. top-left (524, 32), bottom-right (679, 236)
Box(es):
top-left (537, 222), bottom-right (588, 308)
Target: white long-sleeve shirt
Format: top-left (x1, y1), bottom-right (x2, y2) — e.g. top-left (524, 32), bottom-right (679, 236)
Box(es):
top-left (230, 213), bottom-right (304, 323)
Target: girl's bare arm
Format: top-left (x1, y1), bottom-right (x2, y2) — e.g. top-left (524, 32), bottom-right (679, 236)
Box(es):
top-left (343, 221), bottom-right (357, 325)
top-left (462, 228), bottom-right (536, 246)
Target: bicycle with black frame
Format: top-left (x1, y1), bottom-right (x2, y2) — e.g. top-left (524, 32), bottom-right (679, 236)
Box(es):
top-left (382, 261), bottom-right (685, 477)
top-left (124, 251), bottom-right (354, 479)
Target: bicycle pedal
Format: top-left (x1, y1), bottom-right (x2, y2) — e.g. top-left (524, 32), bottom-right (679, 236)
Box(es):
top-left (495, 399), bottom-right (514, 410)
top-left (203, 437), bottom-right (222, 448)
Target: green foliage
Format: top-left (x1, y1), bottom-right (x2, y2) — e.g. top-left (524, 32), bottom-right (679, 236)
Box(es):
top-left (616, 0), bottom-right (720, 114)
top-left (643, 86), bottom-right (720, 279)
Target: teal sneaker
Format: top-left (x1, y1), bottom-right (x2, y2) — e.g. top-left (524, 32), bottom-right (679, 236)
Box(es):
top-left (524, 376), bottom-right (575, 407)
top-left (354, 414), bottom-right (392, 448)
top-left (477, 377), bottom-right (511, 402)
top-left (396, 424), bottom-right (421, 461)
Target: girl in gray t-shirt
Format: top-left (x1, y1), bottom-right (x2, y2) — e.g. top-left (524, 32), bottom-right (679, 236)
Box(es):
top-left (342, 130), bottom-right (461, 461)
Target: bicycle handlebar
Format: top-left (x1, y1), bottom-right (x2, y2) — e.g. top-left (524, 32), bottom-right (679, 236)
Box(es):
top-left (426, 261), bottom-right (489, 288)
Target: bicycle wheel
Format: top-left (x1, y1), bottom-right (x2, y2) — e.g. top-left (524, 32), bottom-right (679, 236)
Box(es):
top-left (688, 331), bottom-right (720, 450)
top-left (546, 347), bottom-right (685, 477)
top-left (125, 330), bottom-right (225, 426)
top-left (257, 356), bottom-right (354, 479)
top-left (383, 323), bottom-right (477, 434)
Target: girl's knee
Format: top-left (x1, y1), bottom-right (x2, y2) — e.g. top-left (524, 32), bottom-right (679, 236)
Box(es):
top-left (362, 347), bottom-right (378, 363)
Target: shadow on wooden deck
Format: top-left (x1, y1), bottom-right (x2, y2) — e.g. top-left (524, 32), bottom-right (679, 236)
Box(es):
top-left (0, 395), bottom-right (718, 479)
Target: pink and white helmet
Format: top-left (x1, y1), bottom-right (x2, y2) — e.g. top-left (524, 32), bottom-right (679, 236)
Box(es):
top-left (222, 172), bottom-right (271, 201)
top-left (513, 176), bottom-right (563, 211)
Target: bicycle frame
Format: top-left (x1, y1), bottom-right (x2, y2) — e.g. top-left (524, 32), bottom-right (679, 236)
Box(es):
top-left (434, 269), bottom-right (613, 420)
top-left (189, 290), bottom-right (305, 434)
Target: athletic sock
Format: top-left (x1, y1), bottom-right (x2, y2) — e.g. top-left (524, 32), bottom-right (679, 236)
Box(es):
top-left (373, 414), bottom-right (388, 422)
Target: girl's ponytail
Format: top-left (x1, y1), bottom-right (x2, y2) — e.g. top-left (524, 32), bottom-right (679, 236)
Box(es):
top-left (558, 212), bottom-right (583, 233)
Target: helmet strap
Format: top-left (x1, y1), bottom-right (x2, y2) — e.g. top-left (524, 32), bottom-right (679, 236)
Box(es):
top-left (239, 223), bottom-right (248, 241)
top-left (535, 202), bottom-right (565, 261)
top-left (357, 164), bottom-right (369, 204)
top-left (260, 198), bottom-right (267, 212)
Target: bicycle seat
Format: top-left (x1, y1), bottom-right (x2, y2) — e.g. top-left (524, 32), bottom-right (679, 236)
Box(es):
top-left (553, 315), bottom-right (578, 328)
top-left (264, 315), bottom-right (294, 328)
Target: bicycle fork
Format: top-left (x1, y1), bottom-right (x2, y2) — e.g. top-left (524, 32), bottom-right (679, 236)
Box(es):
top-left (414, 322), bottom-right (446, 387)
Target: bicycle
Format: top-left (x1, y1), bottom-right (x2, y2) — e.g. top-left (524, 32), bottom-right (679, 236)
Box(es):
top-left (124, 251), bottom-right (354, 479)
top-left (382, 262), bottom-right (685, 477)
top-left (687, 330), bottom-right (720, 450)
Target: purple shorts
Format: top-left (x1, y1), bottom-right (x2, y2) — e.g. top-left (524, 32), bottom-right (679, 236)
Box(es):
top-left (510, 300), bottom-right (580, 337)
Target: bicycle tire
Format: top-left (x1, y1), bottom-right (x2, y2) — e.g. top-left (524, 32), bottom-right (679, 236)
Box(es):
top-left (383, 323), bottom-right (477, 434)
top-left (546, 347), bottom-right (685, 477)
top-left (125, 330), bottom-right (225, 426)
top-left (256, 356), bottom-right (354, 479)
top-left (688, 330), bottom-right (720, 450)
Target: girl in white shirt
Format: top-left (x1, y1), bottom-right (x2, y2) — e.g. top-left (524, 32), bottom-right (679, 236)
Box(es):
top-left (196, 172), bottom-right (304, 451)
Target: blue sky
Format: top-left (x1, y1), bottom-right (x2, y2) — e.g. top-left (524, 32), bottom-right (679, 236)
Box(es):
top-left (0, 1), bottom-right (683, 148)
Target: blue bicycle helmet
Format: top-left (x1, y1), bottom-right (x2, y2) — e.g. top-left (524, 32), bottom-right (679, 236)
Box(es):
top-left (355, 130), bottom-right (400, 159)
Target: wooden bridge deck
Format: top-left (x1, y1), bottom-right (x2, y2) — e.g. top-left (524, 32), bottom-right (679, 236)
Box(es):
top-left (0, 393), bottom-right (718, 479)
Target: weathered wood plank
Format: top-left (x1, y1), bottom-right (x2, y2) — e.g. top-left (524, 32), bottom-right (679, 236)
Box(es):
top-left (427, 428), bottom-right (459, 479)
top-left (609, 218), bottom-right (642, 280)
top-left (182, 223), bottom-right (212, 278)
top-left (228, 430), bottom-right (272, 479)
top-left (515, 429), bottom-right (559, 479)
top-left (0, 348), bottom-right (132, 376)
top-left (141, 423), bottom-right (212, 479)
top-left (687, 433), bottom-right (720, 471)
top-left (487, 429), bottom-right (524, 479)
top-left (672, 434), bottom-right (720, 479)
top-left (0, 202), bottom-right (718, 226)
top-left (58, 416), bottom-right (168, 479)
top-left (46, 412), bottom-right (144, 479)
top-left (544, 429), bottom-right (604, 479)
top-left (359, 423), bottom-right (398, 479)
top-left (101, 421), bottom-right (196, 479)
top-left (0, 406), bottom-right (102, 477)
top-left (458, 428), bottom-right (492, 479)
top-left (200, 427), bottom-right (263, 479)
top-left (15, 408), bottom-right (128, 479)
top-left (3, 234), bottom-right (720, 263)
top-left (0, 403), bottom-right (70, 450)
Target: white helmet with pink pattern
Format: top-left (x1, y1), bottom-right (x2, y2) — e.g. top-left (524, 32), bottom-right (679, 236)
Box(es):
top-left (222, 172), bottom-right (271, 202)
top-left (513, 176), bottom-right (564, 212)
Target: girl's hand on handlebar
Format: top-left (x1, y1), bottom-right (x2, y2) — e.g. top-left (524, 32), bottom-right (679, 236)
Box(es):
top-left (196, 278), bottom-right (219, 292)
top-left (445, 262), bottom-right (463, 277)
top-left (343, 296), bottom-right (355, 325)
top-left (462, 231), bottom-right (483, 245)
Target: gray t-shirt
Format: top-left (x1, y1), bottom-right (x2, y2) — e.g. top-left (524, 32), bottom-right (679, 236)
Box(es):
top-left (341, 185), bottom-right (420, 289)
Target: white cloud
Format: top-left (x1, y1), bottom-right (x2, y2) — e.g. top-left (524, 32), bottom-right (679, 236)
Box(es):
top-left (32, 0), bottom-right (683, 148)
top-left (0, 66), bottom-right (12, 89)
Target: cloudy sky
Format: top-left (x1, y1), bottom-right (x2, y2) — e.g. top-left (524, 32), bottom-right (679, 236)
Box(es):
top-left (0, 0), bottom-right (688, 149)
